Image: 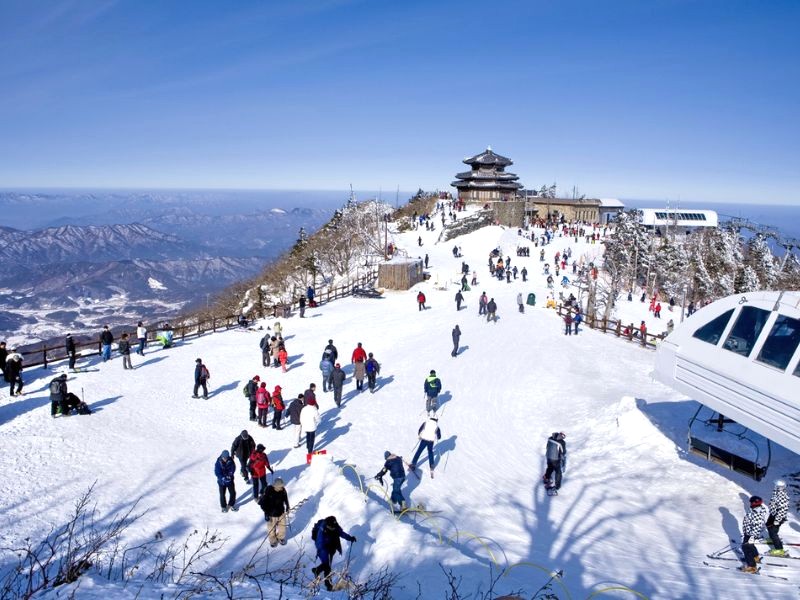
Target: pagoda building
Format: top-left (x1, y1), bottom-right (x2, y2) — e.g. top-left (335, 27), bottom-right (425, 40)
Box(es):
top-left (451, 147), bottom-right (523, 203)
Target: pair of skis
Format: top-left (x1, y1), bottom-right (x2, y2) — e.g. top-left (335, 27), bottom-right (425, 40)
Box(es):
top-left (703, 539), bottom-right (792, 580)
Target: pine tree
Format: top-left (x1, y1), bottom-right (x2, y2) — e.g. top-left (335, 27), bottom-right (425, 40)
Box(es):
top-left (744, 234), bottom-right (777, 290)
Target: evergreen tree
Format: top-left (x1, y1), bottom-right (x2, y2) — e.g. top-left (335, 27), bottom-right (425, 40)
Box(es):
top-left (744, 234), bottom-right (777, 290)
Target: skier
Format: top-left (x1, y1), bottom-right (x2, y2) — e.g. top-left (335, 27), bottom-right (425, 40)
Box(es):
top-left (329, 363), bottom-right (346, 407)
top-left (451, 325), bottom-right (461, 357)
top-left (246, 375), bottom-right (260, 422)
top-left (49, 373), bottom-right (68, 418)
top-left (455, 290), bottom-right (464, 311)
top-left (259, 478), bottom-right (290, 547)
top-left (214, 450), bottom-right (237, 513)
top-left (271, 385), bottom-right (284, 429)
top-left (247, 443), bottom-right (273, 501)
top-left (65, 334), bottom-right (77, 371)
top-left (409, 415), bottom-right (441, 478)
top-left (288, 393), bottom-right (305, 448)
top-left (478, 291), bottom-right (488, 315)
top-left (424, 370), bottom-right (442, 415)
top-left (119, 333), bottom-right (132, 369)
top-left (486, 298), bottom-right (498, 323)
top-left (375, 451), bottom-right (407, 511)
top-left (766, 480), bottom-right (789, 556)
top-left (136, 321), bottom-right (147, 356)
top-left (365, 353), bottom-right (380, 392)
top-left (192, 358), bottom-right (210, 399)
top-left (517, 292), bottom-right (524, 313)
top-left (5, 350), bottom-right (23, 396)
top-left (256, 382), bottom-right (270, 428)
top-left (417, 291), bottom-right (427, 311)
top-left (311, 516), bottom-right (357, 592)
top-left (352, 343), bottom-right (367, 391)
top-left (100, 325), bottom-right (114, 362)
top-left (543, 432), bottom-right (567, 492)
top-left (300, 397), bottom-right (320, 454)
top-left (230, 430), bottom-right (256, 484)
top-left (740, 495), bottom-right (769, 573)
top-left (319, 356), bottom-right (333, 392)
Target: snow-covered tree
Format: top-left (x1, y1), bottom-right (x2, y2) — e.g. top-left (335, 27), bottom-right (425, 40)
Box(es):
top-left (744, 234), bottom-right (777, 290)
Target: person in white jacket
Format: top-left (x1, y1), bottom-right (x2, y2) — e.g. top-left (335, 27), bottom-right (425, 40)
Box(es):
top-left (136, 321), bottom-right (147, 356)
top-left (409, 416), bottom-right (441, 478)
top-left (300, 398), bottom-right (321, 454)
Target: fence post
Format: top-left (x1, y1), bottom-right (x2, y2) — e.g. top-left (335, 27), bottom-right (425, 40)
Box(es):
top-left (98, 340), bottom-right (102, 356)
top-left (181, 326), bottom-right (185, 341)
top-left (212, 318), bottom-right (216, 333)
top-left (42, 344), bottom-right (48, 368)
top-left (615, 320), bottom-right (621, 337)
top-left (602, 317), bottom-right (607, 333)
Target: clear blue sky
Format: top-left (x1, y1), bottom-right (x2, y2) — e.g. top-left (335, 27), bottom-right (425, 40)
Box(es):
top-left (1, 0), bottom-right (798, 204)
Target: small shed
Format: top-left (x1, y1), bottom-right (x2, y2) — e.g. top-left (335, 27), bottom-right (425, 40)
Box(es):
top-left (378, 258), bottom-right (424, 290)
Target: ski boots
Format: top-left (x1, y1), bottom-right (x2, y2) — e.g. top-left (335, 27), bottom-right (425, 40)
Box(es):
top-left (768, 549), bottom-right (787, 557)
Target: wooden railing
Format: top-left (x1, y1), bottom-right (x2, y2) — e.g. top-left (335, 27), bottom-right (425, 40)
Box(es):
top-left (18, 269), bottom-right (379, 370)
top-left (555, 304), bottom-right (666, 349)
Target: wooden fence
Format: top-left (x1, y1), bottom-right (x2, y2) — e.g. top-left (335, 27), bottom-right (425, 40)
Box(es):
top-left (17, 269), bottom-right (379, 370)
top-left (555, 304), bottom-right (666, 350)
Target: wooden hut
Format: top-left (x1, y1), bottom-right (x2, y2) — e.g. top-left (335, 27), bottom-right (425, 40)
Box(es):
top-left (378, 258), bottom-right (424, 290)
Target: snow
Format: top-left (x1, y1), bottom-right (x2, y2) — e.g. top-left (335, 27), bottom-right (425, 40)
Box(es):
top-left (1, 207), bottom-right (798, 599)
top-left (147, 276), bottom-right (167, 290)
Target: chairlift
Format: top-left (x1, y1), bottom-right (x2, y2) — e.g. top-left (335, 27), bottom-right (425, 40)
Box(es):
top-left (687, 405), bottom-right (770, 481)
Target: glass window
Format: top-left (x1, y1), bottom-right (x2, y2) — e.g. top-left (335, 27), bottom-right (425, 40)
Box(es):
top-left (693, 309), bottom-right (734, 345)
top-left (723, 306), bottom-right (771, 357)
top-left (757, 315), bottom-right (800, 371)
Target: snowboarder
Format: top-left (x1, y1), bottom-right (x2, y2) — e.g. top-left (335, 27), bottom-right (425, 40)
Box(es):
top-left (271, 385), bottom-right (284, 429)
top-left (246, 375), bottom-right (260, 421)
top-left (119, 333), bottom-right (132, 369)
top-left (486, 298), bottom-right (498, 323)
top-left (136, 321), bottom-right (147, 355)
top-left (192, 358), bottom-right (209, 399)
top-left (517, 293), bottom-right (524, 313)
top-left (288, 394), bottom-right (305, 448)
top-left (352, 343), bottom-right (367, 391)
top-left (375, 451), bottom-right (407, 511)
top-left (300, 397), bottom-right (320, 454)
top-left (231, 430), bottom-right (256, 484)
top-left (319, 357), bottom-right (333, 392)
top-left (451, 325), bottom-right (461, 357)
top-left (311, 516), bottom-right (356, 592)
top-left (100, 325), bottom-right (114, 362)
top-left (259, 478), bottom-right (290, 547)
top-left (410, 416), bottom-right (441, 478)
top-left (766, 480), bottom-right (789, 556)
top-left (424, 370), bottom-right (442, 415)
top-left (65, 334), bottom-right (77, 371)
top-left (365, 353), bottom-right (380, 392)
top-left (740, 495), bottom-right (769, 572)
top-left (4, 350), bottom-right (23, 396)
top-left (543, 432), bottom-right (567, 492)
top-left (256, 382), bottom-right (270, 428)
top-left (214, 450), bottom-right (237, 513)
top-left (247, 443), bottom-right (273, 501)
top-left (49, 373), bottom-right (68, 418)
top-left (329, 363), bottom-right (346, 407)
top-left (417, 291), bottom-right (426, 311)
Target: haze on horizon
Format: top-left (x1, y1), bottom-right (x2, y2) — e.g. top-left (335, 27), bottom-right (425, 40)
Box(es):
top-left (1, 0), bottom-right (798, 206)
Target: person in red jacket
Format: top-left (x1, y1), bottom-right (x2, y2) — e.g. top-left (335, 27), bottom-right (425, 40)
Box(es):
top-left (417, 291), bottom-right (426, 311)
top-left (256, 382), bottom-right (270, 428)
top-left (271, 385), bottom-right (285, 430)
top-left (352, 342), bottom-right (367, 391)
top-left (247, 443), bottom-right (273, 501)
top-left (278, 347), bottom-right (288, 372)
top-left (351, 342), bottom-right (367, 363)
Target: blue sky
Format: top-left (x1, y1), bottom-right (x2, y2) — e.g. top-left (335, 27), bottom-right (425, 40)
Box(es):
top-left (0, 0), bottom-right (798, 204)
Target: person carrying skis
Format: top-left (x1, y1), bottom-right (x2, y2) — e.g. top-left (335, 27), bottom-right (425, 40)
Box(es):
top-left (365, 352), bottom-right (380, 392)
top-left (375, 451), bottom-right (407, 511)
top-left (352, 343), bottom-right (367, 391)
top-left (766, 480), bottom-right (789, 556)
top-left (246, 375), bottom-right (260, 422)
top-left (256, 382), bottom-right (271, 428)
top-left (486, 298), bottom-right (498, 323)
top-left (247, 443), bottom-right (273, 501)
top-left (192, 358), bottom-right (210, 399)
top-left (329, 363), bottom-right (346, 407)
top-left (231, 430), bottom-right (256, 484)
top-left (740, 495), bottom-right (769, 573)
top-left (451, 325), bottom-right (461, 357)
top-left (417, 291), bottom-right (426, 311)
top-left (424, 370), bottom-right (442, 415)
top-left (271, 385), bottom-right (284, 429)
top-left (311, 516), bottom-right (356, 592)
top-left (288, 394), bottom-right (305, 448)
top-left (214, 450), bottom-right (237, 513)
top-left (543, 432), bottom-right (567, 491)
top-left (259, 478), bottom-right (290, 547)
top-left (409, 416), bottom-right (441, 478)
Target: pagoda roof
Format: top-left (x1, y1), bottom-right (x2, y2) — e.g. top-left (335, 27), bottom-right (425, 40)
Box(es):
top-left (463, 147), bottom-right (513, 167)
top-left (454, 170), bottom-right (520, 181)
top-left (451, 180), bottom-right (523, 190)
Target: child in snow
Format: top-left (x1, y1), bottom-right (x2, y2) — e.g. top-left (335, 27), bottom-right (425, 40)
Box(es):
top-left (256, 383), bottom-right (270, 428)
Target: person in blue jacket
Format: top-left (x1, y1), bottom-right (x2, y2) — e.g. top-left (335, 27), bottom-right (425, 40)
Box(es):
top-left (319, 358), bottom-right (333, 392)
top-left (375, 451), bottom-right (407, 510)
top-left (423, 370), bottom-right (442, 415)
top-left (311, 516), bottom-right (356, 591)
top-left (214, 450), bottom-right (237, 513)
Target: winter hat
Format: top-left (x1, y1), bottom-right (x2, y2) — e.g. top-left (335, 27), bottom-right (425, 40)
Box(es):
top-left (357, 342), bottom-right (362, 347)
top-left (260, 382), bottom-right (266, 388)
top-left (241, 430), bottom-right (249, 438)
top-left (749, 496), bottom-right (763, 507)
top-left (274, 385), bottom-right (282, 391)
top-left (325, 516), bottom-right (338, 527)
top-left (256, 443), bottom-right (265, 451)
top-left (335, 363), bottom-right (341, 368)
top-left (253, 375), bottom-right (260, 381)
top-left (430, 370), bottom-right (436, 376)
top-left (59, 374), bottom-right (67, 380)
top-left (384, 451), bottom-right (391, 459)
top-left (775, 480), bottom-right (787, 489)
top-left (221, 450), bottom-right (230, 458)
top-left (368, 352), bottom-right (373, 358)
top-left (273, 478), bottom-right (284, 491)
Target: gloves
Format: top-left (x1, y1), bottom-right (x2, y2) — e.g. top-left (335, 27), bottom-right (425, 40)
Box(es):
top-left (376, 475), bottom-right (384, 485)
top-left (269, 468), bottom-right (275, 474)
top-left (351, 536), bottom-right (357, 543)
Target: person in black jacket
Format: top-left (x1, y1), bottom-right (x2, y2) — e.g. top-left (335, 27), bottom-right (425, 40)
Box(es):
top-left (0, 341), bottom-right (7, 379)
top-left (49, 374), bottom-right (68, 417)
top-left (451, 325), bottom-right (461, 357)
top-left (193, 358), bottom-right (209, 399)
top-left (5, 350), bottom-right (23, 396)
top-left (311, 516), bottom-right (356, 591)
top-left (322, 339), bottom-right (337, 365)
top-left (65, 334), bottom-right (77, 371)
top-left (259, 478), bottom-right (290, 547)
top-left (288, 394), bottom-right (305, 448)
top-left (375, 451), bottom-right (407, 510)
top-left (543, 432), bottom-right (567, 491)
top-left (299, 295), bottom-right (306, 318)
top-left (246, 375), bottom-right (260, 421)
top-left (119, 333), bottom-right (132, 369)
top-left (230, 430), bottom-right (256, 483)
top-left (328, 363), bottom-right (346, 408)
top-left (100, 325), bottom-right (114, 362)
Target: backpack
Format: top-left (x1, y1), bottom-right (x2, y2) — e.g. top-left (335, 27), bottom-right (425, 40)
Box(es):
top-left (243, 384), bottom-right (250, 397)
top-left (259, 336), bottom-right (269, 351)
top-left (322, 348), bottom-right (333, 362)
top-left (201, 366), bottom-right (210, 379)
top-left (311, 519), bottom-right (324, 542)
top-left (49, 380), bottom-right (61, 394)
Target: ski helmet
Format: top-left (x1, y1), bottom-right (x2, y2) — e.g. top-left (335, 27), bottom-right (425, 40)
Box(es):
top-left (749, 496), bottom-right (763, 507)
top-left (774, 479), bottom-right (787, 489)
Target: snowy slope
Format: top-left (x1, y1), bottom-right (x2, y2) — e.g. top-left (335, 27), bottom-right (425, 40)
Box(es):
top-left (1, 210), bottom-right (798, 599)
